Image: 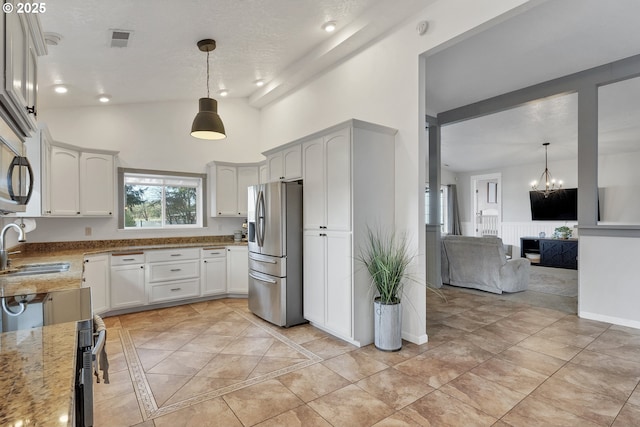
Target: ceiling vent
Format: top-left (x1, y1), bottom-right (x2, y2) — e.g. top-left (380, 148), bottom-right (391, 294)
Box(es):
top-left (110, 30), bottom-right (133, 48)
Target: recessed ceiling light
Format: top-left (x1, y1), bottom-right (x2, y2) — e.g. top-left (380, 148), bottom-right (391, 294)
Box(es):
top-left (322, 21), bottom-right (337, 33)
top-left (53, 85), bottom-right (68, 94)
top-left (218, 89), bottom-right (229, 97)
top-left (254, 79), bottom-right (265, 87)
top-left (97, 94), bottom-right (111, 103)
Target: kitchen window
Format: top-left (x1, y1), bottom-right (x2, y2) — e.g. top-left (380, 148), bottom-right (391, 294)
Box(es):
top-left (118, 168), bottom-right (206, 229)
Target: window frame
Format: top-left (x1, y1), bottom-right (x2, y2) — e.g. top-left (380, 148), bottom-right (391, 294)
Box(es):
top-left (117, 168), bottom-right (207, 230)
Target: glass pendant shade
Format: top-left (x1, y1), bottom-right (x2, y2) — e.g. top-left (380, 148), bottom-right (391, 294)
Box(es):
top-left (191, 97), bottom-right (226, 140)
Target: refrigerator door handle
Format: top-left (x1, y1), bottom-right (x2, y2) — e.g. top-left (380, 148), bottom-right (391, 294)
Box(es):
top-left (256, 189), bottom-right (266, 247)
top-left (248, 254), bottom-right (277, 264)
top-left (249, 272), bottom-right (277, 284)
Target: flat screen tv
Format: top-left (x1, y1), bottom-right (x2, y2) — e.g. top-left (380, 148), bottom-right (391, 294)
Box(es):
top-left (529, 188), bottom-right (578, 221)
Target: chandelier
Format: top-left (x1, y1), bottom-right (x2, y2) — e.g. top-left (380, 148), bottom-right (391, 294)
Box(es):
top-left (530, 142), bottom-right (563, 198)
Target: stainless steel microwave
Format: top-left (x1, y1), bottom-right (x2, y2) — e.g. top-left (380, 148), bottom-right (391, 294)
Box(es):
top-left (0, 123), bottom-right (33, 214)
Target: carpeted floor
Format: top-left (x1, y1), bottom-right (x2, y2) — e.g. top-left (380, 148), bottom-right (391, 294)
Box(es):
top-left (527, 266), bottom-right (578, 297)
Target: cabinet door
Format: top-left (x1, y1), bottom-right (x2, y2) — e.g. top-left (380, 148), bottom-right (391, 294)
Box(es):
top-left (83, 255), bottom-right (109, 315)
top-left (259, 164), bottom-right (268, 184)
top-left (110, 264), bottom-right (146, 309)
top-left (202, 257), bottom-right (227, 296)
top-left (236, 166), bottom-right (259, 216)
top-left (325, 129), bottom-right (351, 231)
top-left (215, 165), bottom-right (237, 216)
top-left (267, 152), bottom-right (283, 182)
top-left (3, 8), bottom-right (36, 136)
top-left (49, 146), bottom-right (80, 216)
top-left (227, 246), bottom-right (248, 294)
top-left (303, 231), bottom-right (326, 325)
top-left (302, 138), bottom-right (325, 229)
top-left (80, 152), bottom-right (114, 216)
top-left (283, 145), bottom-right (302, 180)
top-left (325, 232), bottom-right (352, 337)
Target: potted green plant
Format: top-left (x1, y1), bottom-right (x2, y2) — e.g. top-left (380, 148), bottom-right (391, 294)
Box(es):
top-left (359, 227), bottom-right (445, 351)
top-left (554, 225), bottom-right (572, 239)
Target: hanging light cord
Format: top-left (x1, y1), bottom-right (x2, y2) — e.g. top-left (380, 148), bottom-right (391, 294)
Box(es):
top-left (206, 50), bottom-right (210, 98)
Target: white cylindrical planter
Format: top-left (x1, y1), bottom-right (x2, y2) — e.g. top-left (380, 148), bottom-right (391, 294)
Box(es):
top-left (374, 299), bottom-right (402, 351)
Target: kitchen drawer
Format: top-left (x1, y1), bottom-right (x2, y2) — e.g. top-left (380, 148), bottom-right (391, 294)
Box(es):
top-left (201, 247), bottom-right (226, 258)
top-left (149, 278), bottom-right (200, 303)
top-left (111, 252), bottom-right (145, 265)
top-left (249, 252), bottom-right (285, 277)
top-left (147, 260), bottom-right (199, 282)
top-left (145, 248), bottom-right (200, 263)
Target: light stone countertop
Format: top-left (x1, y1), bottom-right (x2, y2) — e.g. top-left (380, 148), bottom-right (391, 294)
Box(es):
top-left (0, 238), bottom-right (248, 426)
top-left (0, 322), bottom-right (78, 427)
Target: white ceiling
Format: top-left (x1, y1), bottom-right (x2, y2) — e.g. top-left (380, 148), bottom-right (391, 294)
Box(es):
top-left (426, 0), bottom-right (640, 173)
top-left (37, 0), bottom-right (428, 109)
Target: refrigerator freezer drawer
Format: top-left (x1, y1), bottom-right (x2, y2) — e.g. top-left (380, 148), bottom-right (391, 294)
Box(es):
top-left (248, 252), bottom-right (286, 277)
top-left (248, 270), bottom-right (285, 326)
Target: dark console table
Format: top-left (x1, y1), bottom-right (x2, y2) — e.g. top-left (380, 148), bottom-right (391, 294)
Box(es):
top-left (520, 237), bottom-right (578, 270)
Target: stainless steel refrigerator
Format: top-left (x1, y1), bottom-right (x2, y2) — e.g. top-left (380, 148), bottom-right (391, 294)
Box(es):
top-left (247, 181), bottom-right (305, 327)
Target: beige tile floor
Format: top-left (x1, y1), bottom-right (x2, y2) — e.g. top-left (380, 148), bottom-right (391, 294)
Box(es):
top-left (94, 291), bottom-right (640, 426)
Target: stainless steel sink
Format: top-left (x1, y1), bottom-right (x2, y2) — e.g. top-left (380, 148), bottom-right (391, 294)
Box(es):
top-left (2, 262), bottom-right (71, 276)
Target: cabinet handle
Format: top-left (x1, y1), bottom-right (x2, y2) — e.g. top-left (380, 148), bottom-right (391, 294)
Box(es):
top-left (208, 252), bottom-right (221, 256)
top-left (170, 288), bottom-right (182, 291)
top-left (122, 258), bottom-right (136, 261)
top-left (320, 233), bottom-right (327, 237)
top-left (140, 266), bottom-right (144, 269)
top-left (26, 106), bottom-right (36, 117)
top-left (77, 212), bottom-right (81, 214)
top-left (170, 254), bottom-right (182, 257)
top-left (204, 260), bottom-right (208, 263)
top-left (170, 268), bottom-right (182, 272)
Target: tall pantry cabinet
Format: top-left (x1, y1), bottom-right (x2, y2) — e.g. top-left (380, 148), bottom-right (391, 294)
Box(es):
top-left (301, 119), bottom-right (396, 346)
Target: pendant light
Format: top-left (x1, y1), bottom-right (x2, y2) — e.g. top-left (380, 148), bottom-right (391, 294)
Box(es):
top-left (530, 142), bottom-right (563, 198)
top-left (191, 39), bottom-right (226, 140)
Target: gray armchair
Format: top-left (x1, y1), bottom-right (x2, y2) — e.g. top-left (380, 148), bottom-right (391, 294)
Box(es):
top-left (441, 235), bottom-right (530, 294)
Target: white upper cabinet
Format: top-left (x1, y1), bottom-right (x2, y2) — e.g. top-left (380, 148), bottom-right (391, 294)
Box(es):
top-left (302, 128), bottom-right (351, 231)
top-left (210, 162), bottom-right (260, 217)
top-left (266, 144), bottom-right (302, 182)
top-left (259, 163), bottom-right (268, 184)
top-left (301, 138), bottom-right (325, 229)
top-left (80, 152), bottom-right (114, 216)
top-left (237, 166), bottom-right (259, 216)
top-left (214, 165), bottom-right (237, 216)
top-left (0, 7), bottom-right (45, 140)
top-left (44, 141), bottom-right (117, 217)
top-left (49, 145), bottom-right (80, 216)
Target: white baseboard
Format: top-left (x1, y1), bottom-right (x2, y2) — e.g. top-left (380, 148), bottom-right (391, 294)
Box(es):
top-left (402, 331), bottom-right (428, 345)
top-left (579, 311), bottom-right (640, 330)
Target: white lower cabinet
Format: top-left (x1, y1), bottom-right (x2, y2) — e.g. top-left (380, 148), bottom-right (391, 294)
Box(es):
top-left (201, 248), bottom-right (227, 296)
top-left (227, 246), bottom-right (248, 294)
top-left (145, 248), bottom-right (200, 303)
top-left (104, 245), bottom-right (247, 313)
top-left (303, 230), bottom-right (352, 340)
top-left (110, 262), bottom-right (146, 310)
top-left (148, 278), bottom-right (200, 303)
top-left (82, 254), bottom-right (109, 315)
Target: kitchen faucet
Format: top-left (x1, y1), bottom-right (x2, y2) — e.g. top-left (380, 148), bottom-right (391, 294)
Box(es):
top-left (0, 223), bottom-right (26, 271)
